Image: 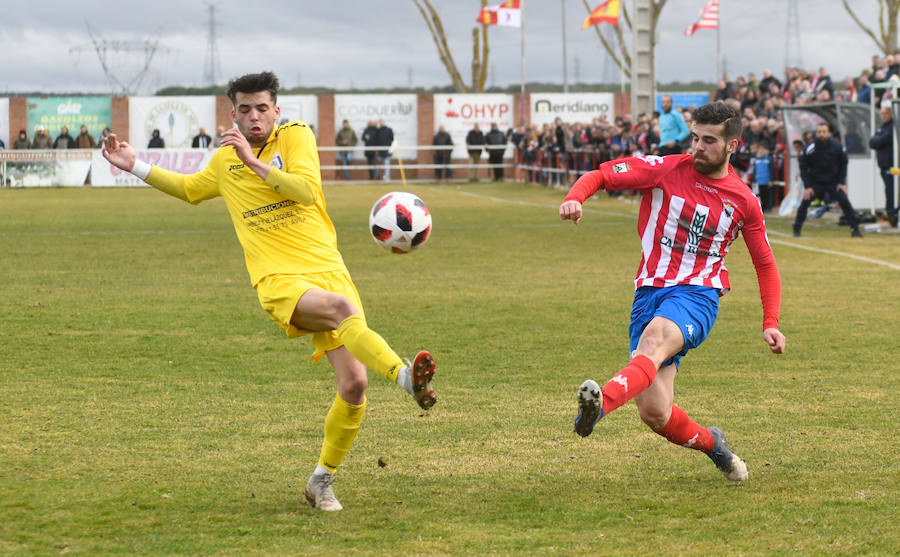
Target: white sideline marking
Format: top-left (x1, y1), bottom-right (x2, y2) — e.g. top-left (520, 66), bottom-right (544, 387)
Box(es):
top-left (454, 189), bottom-right (900, 271)
top-left (767, 231), bottom-right (900, 271)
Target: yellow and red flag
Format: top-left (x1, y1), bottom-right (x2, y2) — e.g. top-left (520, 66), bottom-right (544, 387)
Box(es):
top-left (582, 0), bottom-right (620, 28)
top-left (477, 0), bottom-right (522, 27)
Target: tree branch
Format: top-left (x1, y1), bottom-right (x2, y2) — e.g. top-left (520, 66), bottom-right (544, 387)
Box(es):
top-left (842, 0), bottom-right (887, 53)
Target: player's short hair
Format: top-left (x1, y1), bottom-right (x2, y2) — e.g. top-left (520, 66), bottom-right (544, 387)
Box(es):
top-left (226, 71), bottom-right (280, 105)
top-left (693, 101), bottom-right (742, 142)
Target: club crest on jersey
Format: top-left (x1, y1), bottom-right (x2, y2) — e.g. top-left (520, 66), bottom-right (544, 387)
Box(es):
top-left (269, 153), bottom-right (284, 170)
top-left (721, 198), bottom-right (736, 218)
top-left (613, 162), bottom-right (632, 174)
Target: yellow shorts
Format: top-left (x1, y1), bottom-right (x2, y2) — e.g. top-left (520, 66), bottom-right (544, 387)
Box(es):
top-left (255, 270), bottom-right (365, 362)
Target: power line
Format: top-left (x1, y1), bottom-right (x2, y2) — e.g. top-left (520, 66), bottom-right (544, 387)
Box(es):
top-left (69, 22), bottom-right (172, 96)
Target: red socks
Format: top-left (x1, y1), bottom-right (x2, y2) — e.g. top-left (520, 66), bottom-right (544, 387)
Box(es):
top-left (601, 355), bottom-right (658, 414)
top-left (655, 405), bottom-right (714, 452)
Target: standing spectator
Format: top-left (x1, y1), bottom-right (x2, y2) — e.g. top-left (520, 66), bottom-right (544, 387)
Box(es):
top-left (813, 67), bottom-right (835, 100)
top-left (869, 105), bottom-right (898, 227)
top-left (432, 125), bottom-right (453, 182)
top-left (13, 130), bottom-right (29, 149)
top-left (375, 119), bottom-right (394, 181)
top-left (793, 123), bottom-right (862, 237)
top-left (0, 137), bottom-right (4, 149)
top-left (658, 95), bottom-right (690, 155)
top-left (98, 126), bottom-right (112, 146)
top-left (335, 119), bottom-right (358, 180)
top-left (192, 127), bottom-right (213, 149)
top-left (213, 125), bottom-right (226, 147)
top-left (485, 122), bottom-right (507, 181)
top-left (749, 143), bottom-right (775, 212)
top-left (53, 126), bottom-right (75, 149)
top-left (148, 129), bottom-right (165, 148)
top-left (361, 120), bottom-right (379, 180)
top-left (465, 123), bottom-right (485, 182)
top-left (32, 126), bottom-right (52, 149)
top-left (76, 125), bottom-right (96, 149)
top-left (857, 75), bottom-right (872, 105)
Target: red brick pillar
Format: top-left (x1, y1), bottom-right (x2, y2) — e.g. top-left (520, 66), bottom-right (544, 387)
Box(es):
top-left (318, 94), bottom-right (336, 180)
top-left (9, 98), bottom-right (26, 138)
top-left (216, 95), bottom-right (232, 130)
top-left (417, 93), bottom-right (434, 182)
top-left (111, 97), bottom-right (129, 142)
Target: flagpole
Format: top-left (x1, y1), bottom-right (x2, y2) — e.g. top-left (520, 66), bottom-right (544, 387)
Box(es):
top-left (716, 1), bottom-right (721, 80)
top-left (561, 0), bottom-right (568, 94)
top-left (520, 3), bottom-right (526, 125)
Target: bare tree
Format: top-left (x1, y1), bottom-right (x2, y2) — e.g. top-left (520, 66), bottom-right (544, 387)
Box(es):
top-left (412, 0), bottom-right (490, 93)
top-left (842, 0), bottom-right (900, 54)
top-left (581, 0), bottom-right (667, 81)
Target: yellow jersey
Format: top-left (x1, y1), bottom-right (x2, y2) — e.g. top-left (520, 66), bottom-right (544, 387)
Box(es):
top-left (182, 121), bottom-right (346, 285)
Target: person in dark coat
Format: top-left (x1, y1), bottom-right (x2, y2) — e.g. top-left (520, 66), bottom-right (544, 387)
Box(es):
top-left (148, 129), bottom-right (165, 148)
top-left (361, 120), bottom-right (379, 180)
top-left (465, 124), bottom-right (485, 182)
top-left (433, 125), bottom-right (453, 182)
top-left (485, 123), bottom-right (507, 181)
top-left (375, 119), bottom-right (394, 181)
top-left (793, 123), bottom-right (862, 237)
top-left (869, 105), bottom-right (898, 227)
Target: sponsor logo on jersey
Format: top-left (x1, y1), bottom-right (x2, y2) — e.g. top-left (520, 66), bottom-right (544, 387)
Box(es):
top-left (229, 163), bottom-right (245, 172)
top-left (613, 162), bottom-right (632, 174)
top-left (695, 181), bottom-right (718, 194)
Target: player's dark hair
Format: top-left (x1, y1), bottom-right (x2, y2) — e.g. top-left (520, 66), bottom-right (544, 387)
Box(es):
top-left (226, 71), bottom-right (280, 105)
top-left (693, 101), bottom-right (742, 142)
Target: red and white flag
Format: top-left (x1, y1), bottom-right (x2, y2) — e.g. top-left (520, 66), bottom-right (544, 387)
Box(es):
top-left (684, 0), bottom-right (718, 36)
top-left (477, 0), bottom-right (522, 28)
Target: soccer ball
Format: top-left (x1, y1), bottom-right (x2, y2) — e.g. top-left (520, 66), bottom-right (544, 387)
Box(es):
top-left (369, 192), bottom-right (432, 254)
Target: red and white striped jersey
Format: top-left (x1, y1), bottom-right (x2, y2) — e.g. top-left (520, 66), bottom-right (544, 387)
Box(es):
top-left (565, 153), bottom-right (781, 329)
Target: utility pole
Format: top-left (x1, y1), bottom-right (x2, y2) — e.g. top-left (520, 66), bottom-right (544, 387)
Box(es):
top-left (631, 0), bottom-right (654, 119)
top-left (203, 3), bottom-right (221, 86)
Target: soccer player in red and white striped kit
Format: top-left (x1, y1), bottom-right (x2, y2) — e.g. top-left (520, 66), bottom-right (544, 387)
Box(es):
top-left (560, 101), bottom-right (786, 481)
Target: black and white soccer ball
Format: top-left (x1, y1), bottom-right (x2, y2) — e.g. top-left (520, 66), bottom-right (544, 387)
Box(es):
top-left (369, 192), bottom-right (432, 254)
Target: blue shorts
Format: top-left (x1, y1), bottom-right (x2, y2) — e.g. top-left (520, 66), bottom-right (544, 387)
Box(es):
top-left (629, 285), bottom-right (719, 369)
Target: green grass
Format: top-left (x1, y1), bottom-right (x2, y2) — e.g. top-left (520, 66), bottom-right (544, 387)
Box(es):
top-left (1, 183), bottom-right (898, 555)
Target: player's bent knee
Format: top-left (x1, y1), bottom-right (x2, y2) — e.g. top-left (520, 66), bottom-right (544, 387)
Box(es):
top-left (637, 402), bottom-right (671, 430)
top-left (338, 373), bottom-right (368, 400)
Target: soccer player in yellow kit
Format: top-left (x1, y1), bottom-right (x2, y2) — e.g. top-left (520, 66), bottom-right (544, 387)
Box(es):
top-left (101, 72), bottom-right (437, 512)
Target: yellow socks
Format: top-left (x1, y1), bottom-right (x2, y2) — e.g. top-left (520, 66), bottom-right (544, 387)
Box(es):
top-left (337, 314), bottom-right (405, 382)
top-left (317, 393), bottom-right (366, 473)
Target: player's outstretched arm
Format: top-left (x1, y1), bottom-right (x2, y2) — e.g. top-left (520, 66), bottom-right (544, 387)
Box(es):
top-left (102, 134), bottom-right (189, 202)
top-left (559, 200), bottom-right (583, 224)
top-left (763, 328), bottom-right (786, 354)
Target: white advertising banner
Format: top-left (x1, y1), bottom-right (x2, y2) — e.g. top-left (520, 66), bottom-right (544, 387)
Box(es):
top-left (334, 94), bottom-right (417, 159)
top-left (277, 95), bottom-right (318, 131)
top-left (0, 97), bottom-right (9, 148)
top-left (0, 150), bottom-right (91, 187)
top-left (529, 93), bottom-right (615, 126)
top-left (433, 94), bottom-right (515, 159)
top-left (129, 96), bottom-right (217, 149)
top-left (90, 149), bottom-right (215, 187)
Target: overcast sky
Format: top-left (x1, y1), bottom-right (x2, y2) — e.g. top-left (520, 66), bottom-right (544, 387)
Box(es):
top-left (1, 0), bottom-right (887, 95)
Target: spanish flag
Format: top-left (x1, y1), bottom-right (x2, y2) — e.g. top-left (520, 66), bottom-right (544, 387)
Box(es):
top-left (582, 0), bottom-right (620, 28)
top-left (478, 0), bottom-right (522, 27)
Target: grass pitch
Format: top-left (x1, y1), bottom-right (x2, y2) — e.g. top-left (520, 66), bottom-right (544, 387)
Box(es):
top-left (1, 183), bottom-right (898, 555)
